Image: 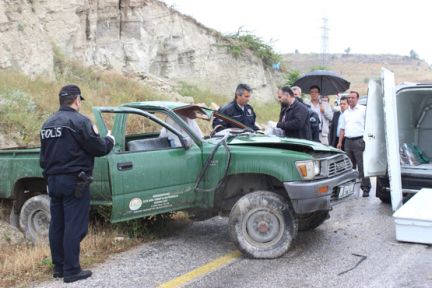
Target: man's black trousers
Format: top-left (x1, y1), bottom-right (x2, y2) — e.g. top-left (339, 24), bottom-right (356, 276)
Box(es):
top-left (344, 138), bottom-right (371, 192)
top-left (48, 174), bottom-right (90, 277)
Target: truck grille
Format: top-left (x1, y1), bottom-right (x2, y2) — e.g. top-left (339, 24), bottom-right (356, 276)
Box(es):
top-left (327, 155), bottom-right (352, 177)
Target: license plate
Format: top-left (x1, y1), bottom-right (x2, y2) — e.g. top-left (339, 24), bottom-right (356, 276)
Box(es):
top-left (338, 182), bottom-right (355, 199)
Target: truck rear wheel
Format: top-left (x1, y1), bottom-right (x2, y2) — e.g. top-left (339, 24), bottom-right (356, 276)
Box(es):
top-left (19, 195), bottom-right (50, 243)
top-left (297, 211), bottom-right (329, 231)
top-left (228, 191), bottom-right (297, 259)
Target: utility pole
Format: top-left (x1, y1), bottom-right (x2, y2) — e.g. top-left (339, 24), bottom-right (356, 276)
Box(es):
top-left (321, 17), bottom-right (329, 67)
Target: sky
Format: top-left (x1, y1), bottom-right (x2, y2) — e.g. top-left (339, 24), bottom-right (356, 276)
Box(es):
top-left (161, 0), bottom-right (432, 64)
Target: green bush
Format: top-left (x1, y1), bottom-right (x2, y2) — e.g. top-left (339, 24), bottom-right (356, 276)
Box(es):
top-left (284, 70), bottom-right (301, 86)
top-left (223, 28), bottom-right (281, 68)
top-left (0, 89), bottom-right (47, 145)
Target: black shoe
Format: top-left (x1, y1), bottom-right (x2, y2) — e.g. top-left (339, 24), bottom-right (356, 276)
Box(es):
top-left (63, 270), bottom-right (92, 283)
top-left (362, 192), bottom-right (369, 197)
top-left (53, 271), bottom-right (63, 278)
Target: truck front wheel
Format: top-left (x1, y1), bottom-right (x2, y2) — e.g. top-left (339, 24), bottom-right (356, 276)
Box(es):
top-left (228, 191), bottom-right (297, 259)
top-left (19, 195), bottom-right (50, 243)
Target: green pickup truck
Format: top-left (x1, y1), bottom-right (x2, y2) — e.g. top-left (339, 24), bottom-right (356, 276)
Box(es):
top-left (0, 101), bottom-right (358, 258)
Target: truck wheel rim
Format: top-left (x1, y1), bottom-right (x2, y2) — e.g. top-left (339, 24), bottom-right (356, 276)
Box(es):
top-left (30, 210), bottom-right (49, 238)
top-left (243, 208), bottom-right (284, 247)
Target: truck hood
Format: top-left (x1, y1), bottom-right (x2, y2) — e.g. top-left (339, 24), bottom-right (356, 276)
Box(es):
top-left (227, 134), bottom-right (340, 153)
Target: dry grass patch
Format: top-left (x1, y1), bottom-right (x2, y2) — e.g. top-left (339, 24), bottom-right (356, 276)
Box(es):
top-left (0, 224), bottom-right (140, 287)
top-left (0, 211), bottom-right (190, 288)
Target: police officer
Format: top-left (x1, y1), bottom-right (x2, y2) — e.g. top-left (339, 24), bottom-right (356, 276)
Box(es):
top-left (40, 84), bottom-right (114, 283)
top-left (212, 83), bottom-right (259, 131)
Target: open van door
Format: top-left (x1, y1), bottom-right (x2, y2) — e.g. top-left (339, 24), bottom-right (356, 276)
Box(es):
top-left (364, 79), bottom-right (387, 176)
top-left (364, 68), bottom-right (403, 210)
top-left (381, 68), bottom-right (403, 210)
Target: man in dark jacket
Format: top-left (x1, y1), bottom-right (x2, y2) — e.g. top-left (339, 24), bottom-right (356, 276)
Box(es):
top-left (212, 83), bottom-right (259, 131)
top-left (277, 86), bottom-right (312, 140)
top-left (292, 86), bottom-right (320, 142)
top-left (40, 84), bottom-right (114, 283)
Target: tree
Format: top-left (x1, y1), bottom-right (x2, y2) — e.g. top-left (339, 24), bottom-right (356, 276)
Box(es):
top-left (284, 70), bottom-right (301, 86)
top-left (409, 49), bottom-right (419, 60)
top-left (344, 47), bottom-right (351, 55)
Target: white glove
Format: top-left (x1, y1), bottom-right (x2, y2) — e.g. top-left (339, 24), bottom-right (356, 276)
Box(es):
top-left (107, 130), bottom-right (115, 145)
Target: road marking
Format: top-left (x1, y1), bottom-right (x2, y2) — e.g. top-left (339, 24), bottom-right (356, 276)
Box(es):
top-left (158, 251), bottom-right (242, 288)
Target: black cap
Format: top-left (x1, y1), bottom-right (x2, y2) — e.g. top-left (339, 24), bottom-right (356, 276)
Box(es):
top-left (59, 84), bottom-right (85, 100)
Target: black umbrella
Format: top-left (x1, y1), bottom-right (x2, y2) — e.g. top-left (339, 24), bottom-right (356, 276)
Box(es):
top-left (293, 70), bottom-right (350, 95)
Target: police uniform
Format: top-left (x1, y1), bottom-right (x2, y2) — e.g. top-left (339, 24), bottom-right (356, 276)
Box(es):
top-left (40, 85), bottom-right (114, 282)
top-left (212, 100), bottom-right (258, 130)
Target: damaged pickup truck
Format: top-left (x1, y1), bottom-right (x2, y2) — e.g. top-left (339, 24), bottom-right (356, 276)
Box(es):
top-left (0, 102), bottom-right (358, 258)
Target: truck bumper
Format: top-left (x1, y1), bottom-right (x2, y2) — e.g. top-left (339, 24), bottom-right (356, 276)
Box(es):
top-left (283, 170), bottom-right (359, 214)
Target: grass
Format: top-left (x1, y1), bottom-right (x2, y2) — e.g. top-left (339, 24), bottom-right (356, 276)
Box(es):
top-left (0, 50), bottom-right (169, 146)
top-left (0, 200), bottom-right (12, 222)
top-left (0, 205), bottom-right (190, 288)
top-left (251, 100), bottom-right (281, 126)
top-left (177, 81), bottom-right (228, 107)
top-left (0, 226), bottom-right (140, 287)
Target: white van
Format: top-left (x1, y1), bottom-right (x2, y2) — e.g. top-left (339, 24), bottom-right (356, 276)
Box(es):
top-left (364, 68), bottom-right (432, 210)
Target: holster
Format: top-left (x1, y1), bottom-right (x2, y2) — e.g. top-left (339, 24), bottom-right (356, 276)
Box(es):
top-left (74, 171), bottom-right (93, 198)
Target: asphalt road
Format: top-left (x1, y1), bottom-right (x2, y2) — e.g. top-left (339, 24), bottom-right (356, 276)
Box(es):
top-left (33, 185), bottom-right (432, 288)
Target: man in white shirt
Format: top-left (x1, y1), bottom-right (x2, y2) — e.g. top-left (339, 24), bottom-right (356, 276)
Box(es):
top-left (337, 91), bottom-right (371, 197)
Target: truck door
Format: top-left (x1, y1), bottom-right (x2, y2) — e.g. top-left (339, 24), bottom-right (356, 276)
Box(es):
top-left (364, 68), bottom-right (403, 210)
top-left (94, 107), bottom-right (202, 222)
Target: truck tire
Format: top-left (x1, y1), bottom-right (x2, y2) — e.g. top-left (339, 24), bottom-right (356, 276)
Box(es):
top-left (19, 195), bottom-right (50, 243)
top-left (297, 211), bottom-right (329, 231)
top-left (228, 191), bottom-right (297, 259)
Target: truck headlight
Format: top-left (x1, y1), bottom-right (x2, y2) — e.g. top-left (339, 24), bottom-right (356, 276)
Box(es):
top-left (295, 160), bottom-right (321, 180)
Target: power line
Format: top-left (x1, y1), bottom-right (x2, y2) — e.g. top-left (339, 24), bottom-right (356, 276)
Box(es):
top-left (321, 17), bottom-right (329, 67)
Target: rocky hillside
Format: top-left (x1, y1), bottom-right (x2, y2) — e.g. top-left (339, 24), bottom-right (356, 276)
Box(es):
top-left (283, 53), bottom-right (432, 95)
top-left (0, 0), bottom-right (277, 100)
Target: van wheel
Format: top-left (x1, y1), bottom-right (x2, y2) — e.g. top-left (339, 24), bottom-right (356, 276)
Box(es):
top-left (376, 177), bottom-right (391, 204)
top-left (297, 211), bottom-right (329, 231)
top-left (228, 191), bottom-right (297, 259)
top-left (19, 195), bottom-right (50, 243)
